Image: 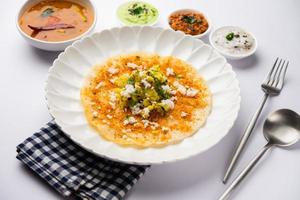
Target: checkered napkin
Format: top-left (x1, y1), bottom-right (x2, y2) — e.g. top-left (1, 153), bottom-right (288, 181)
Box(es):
top-left (16, 121), bottom-right (149, 200)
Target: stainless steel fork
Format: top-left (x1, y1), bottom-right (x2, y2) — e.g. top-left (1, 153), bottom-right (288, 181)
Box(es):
top-left (223, 58), bottom-right (289, 183)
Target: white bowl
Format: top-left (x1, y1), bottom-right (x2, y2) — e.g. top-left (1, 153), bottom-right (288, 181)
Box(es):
top-left (45, 26), bottom-right (241, 165)
top-left (16, 0), bottom-right (97, 51)
top-left (209, 26), bottom-right (257, 60)
top-left (167, 9), bottom-right (212, 39)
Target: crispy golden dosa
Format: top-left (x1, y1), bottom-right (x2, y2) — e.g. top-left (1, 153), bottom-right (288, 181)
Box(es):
top-left (81, 53), bottom-right (211, 148)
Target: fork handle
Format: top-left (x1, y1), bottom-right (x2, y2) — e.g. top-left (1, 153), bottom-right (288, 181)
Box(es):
top-left (223, 93), bottom-right (269, 183)
top-left (219, 143), bottom-right (272, 200)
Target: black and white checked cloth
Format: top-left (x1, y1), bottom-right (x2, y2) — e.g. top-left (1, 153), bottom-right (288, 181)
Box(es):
top-left (16, 121), bottom-right (149, 200)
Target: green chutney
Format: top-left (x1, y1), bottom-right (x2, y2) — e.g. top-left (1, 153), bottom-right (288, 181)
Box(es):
top-left (117, 1), bottom-right (159, 25)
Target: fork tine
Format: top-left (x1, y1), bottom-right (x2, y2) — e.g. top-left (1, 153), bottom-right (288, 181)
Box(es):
top-left (273, 60), bottom-right (285, 87)
top-left (267, 58), bottom-right (282, 85)
top-left (276, 61), bottom-right (289, 89)
top-left (283, 61), bottom-right (289, 77)
top-left (264, 58), bottom-right (278, 84)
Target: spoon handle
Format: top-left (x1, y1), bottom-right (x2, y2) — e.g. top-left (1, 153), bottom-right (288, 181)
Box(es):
top-left (219, 143), bottom-right (272, 200)
top-left (223, 93), bottom-right (269, 183)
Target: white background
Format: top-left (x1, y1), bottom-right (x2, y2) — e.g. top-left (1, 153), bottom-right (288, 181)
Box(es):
top-left (1, 0), bottom-right (300, 199)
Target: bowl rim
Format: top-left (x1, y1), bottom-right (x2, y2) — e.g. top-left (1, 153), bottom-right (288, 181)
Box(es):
top-left (115, 0), bottom-right (160, 26)
top-left (167, 8), bottom-right (212, 39)
top-left (209, 25), bottom-right (258, 59)
top-left (15, 0), bottom-right (98, 45)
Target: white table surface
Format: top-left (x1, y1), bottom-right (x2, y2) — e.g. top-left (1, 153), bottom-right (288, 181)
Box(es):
top-left (1, 0), bottom-right (300, 199)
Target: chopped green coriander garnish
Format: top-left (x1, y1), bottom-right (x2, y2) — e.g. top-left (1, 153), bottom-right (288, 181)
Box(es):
top-left (226, 32), bottom-right (234, 41)
top-left (128, 3), bottom-right (149, 16)
top-left (128, 6), bottom-right (144, 15)
top-left (182, 15), bottom-right (197, 24)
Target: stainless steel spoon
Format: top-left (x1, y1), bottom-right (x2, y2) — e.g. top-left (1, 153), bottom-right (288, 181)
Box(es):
top-left (219, 109), bottom-right (300, 200)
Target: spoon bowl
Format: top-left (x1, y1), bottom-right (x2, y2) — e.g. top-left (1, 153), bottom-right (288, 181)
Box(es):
top-left (264, 109), bottom-right (300, 147)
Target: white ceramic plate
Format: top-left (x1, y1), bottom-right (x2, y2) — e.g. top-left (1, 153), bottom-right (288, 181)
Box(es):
top-left (46, 26), bottom-right (240, 165)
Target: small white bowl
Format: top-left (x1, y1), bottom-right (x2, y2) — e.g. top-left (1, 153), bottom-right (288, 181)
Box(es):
top-left (16, 0), bottom-right (97, 51)
top-left (209, 26), bottom-right (257, 60)
top-left (167, 9), bottom-right (212, 39)
top-left (116, 1), bottom-right (159, 26)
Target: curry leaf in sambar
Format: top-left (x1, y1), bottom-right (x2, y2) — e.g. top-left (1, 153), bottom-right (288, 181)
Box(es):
top-left (41, 8), bottom-right (54, 17)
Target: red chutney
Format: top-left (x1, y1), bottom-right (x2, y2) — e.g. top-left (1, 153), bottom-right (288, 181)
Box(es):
top-left (169, 10), bottom-right (209, 36)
